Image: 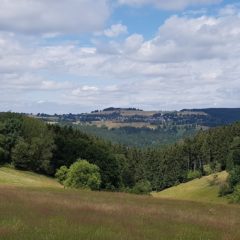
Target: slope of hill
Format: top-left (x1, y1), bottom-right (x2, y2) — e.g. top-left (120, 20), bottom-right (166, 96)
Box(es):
top-left (0, 166), bottom-right (61, 188)
top-left (1, 167), bottom-right (240, 239)
top-left (152, 171), bottom-right (228, 204)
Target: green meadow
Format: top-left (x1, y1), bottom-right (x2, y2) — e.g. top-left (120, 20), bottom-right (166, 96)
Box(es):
top-left (152, 171), bottom-right (229, 204)
top-left (1, 167), bottom-right (240, 240)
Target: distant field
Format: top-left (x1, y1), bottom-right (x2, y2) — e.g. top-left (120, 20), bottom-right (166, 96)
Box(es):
top-left (152, 171), bottom-right (228, 204)
top-left (1, 168), bottom-right (240, 240)
top-left (0, 167), bottom-right (61, 188)
top-left (91, 121), bottom-right (157, 129)
top-left (90, 110), bottom-right (158, 117)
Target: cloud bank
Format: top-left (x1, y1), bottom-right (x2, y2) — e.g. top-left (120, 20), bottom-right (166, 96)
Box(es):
top-left (0, 3), bottom-right (239, 113)
top-left (0, 0), bottom-right (110, 34)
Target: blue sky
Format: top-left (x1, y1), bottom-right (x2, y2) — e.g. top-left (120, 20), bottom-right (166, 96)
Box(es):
top-left (0, 0), bottom-right (240, 113)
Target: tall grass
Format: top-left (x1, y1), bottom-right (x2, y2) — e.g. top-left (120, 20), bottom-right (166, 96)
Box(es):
top-left (1, 185), bottom-right (240, 240)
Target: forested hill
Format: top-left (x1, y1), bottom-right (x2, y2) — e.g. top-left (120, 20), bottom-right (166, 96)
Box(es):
top-left (33, 107), bottom-right (240, 148)
top-left (36, 107), bottom-right (240, 127)
top-left (180, 108), bottom-right (240, 126)
top-left (0, 112), bottom-right (240, 193)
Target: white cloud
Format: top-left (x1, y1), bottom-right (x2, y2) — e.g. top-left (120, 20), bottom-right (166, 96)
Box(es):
top-left (118, 0), bottom-right (222, 10)
top-left (1, 4), bottom-right (240, 112)
top-left (0, 0), bottom-right (110, 34)
top-left (102, 24), bottom-right (128, 37)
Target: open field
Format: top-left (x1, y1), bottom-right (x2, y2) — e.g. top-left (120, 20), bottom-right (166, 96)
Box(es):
top-left (2, 185), bottom-right (240, 240)
top-left (152, 171), bottom-right (229, 204)
top-left (1, 167), bottom-right (240, 240)
top-left (90, 121), bottom-right (157, 129)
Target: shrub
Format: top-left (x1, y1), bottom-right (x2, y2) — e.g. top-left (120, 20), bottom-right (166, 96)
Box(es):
top-left (204, 163), bottom-right (222, 176)
top-left (65, 159), bottom-right (101, 190)
top-left (131, 180), bottom-right (152, 195)
top-left (187, 170), bottom-right (202, 180)
top-left (203, 164), bottom-right (213, 176)
top-left (218, 182), bottom-right (232, 196)
top-left (230, 184), bottom-right (240, 203)
top-left (55, 166), bottom-right (68, 184)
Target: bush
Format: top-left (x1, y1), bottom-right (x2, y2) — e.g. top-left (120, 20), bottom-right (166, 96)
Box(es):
top-left (204, 163), bottom-right (221, 176)
top-left (55, 166), bottom-right (68, 184)
top-left (131, 180), bottom-right (152, 195)
top-left (65, 159), bottom-right (101, 190)
top-left (218, 182), bottom-right (232, 196)
top-left (230, 184), bottom-right (240, 203)
top-left (187, 170), bottom-right (202, 180)
top-left (203, 164), bottom-right (213, 176)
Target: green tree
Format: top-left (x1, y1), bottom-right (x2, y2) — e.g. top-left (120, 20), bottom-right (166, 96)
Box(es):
top-left (55, 166), bottom-right (68, 184)
top-left (132, 180), bottom-right (152, 195)
top-left (65, 160), bottom-right (101, 190)
top-left (12, 117), bottom-right (54, 174)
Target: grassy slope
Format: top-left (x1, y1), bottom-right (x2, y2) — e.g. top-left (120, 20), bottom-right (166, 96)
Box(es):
top-left (1, 168), bottom-right (240, 240)
top-left (152, 171), bottom-right (228, 204)
top-left (0, 166), bottom-right (61, 188)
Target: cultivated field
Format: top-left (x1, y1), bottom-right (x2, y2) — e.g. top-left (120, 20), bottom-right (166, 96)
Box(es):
top-left (1, 167), bottom-right (240, 240)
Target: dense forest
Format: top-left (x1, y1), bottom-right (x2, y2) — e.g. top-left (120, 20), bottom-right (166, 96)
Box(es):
top-left (0, 112), bottom-right (240, 195)
top-left (71, 124), bottom-right (198, 148)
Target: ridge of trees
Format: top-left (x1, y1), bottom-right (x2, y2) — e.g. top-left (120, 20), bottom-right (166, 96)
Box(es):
top-left (0, 112), bottom-right (240, 193)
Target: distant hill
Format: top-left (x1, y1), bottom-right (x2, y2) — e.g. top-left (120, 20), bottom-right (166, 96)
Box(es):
top-left (32, 107), bottom-right (240, 147)
top-left (181, 108), bottom-right (240, 126)
top-left (35, 107), bottom-right (240, 128)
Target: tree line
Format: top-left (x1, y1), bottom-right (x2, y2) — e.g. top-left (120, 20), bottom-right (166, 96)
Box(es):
top-left (0, 112), bottom-right (240, 194)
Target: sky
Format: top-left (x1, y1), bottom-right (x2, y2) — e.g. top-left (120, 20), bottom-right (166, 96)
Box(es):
top-left (0, 0), bottom-right (240, 114)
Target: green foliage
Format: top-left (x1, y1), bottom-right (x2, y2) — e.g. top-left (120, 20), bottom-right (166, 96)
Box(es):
top-left (55, 166), bottom-right (68, 184)
top-left (230, 184), bottom-right (240, 203)
top-left (12, 138), bottom-right (31, 169)
top-left (228, 166), bottom-right (240, 189)
top-left (203, 164), bottom-right (213, 175)
top-left (131, 180), bottom-right (152, 195)
top-left (64, 160), bottom-right (101, 190)
top-left (12, 117), bottom-right (54, 174)
top-left (187, 170), bottom-right (202, 180)
top-left (1, 112), bottom-right (240, 194)
top-left (218, 182), bottom-right (232, 197)
top-left (0, 147), bottom-right (5, 164)
top-left (73, 124), bottom-right (198, 148)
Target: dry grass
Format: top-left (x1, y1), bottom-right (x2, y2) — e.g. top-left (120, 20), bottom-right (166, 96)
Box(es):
top-left (1, 185), bottom-right (240, 240)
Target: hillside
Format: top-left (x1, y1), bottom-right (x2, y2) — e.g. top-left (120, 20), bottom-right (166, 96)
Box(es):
top-left (35, 107), bottom-right (240, 128)
top-left (32, 108), bottom-right (240, 147)
top-left (152, 172), bottom-right (228, 204)
top-left (0, 166), bottom-right (61, 188)
top-left (1, 169), bottom-right (240, 239)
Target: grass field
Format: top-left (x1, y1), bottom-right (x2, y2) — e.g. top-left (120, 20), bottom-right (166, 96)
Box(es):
top-left (152, 171), bottom-right (229, 204)
top-left (0, 166), bottom-right (61, 188)
top-left (1, 167), bottom-right (240, 240)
